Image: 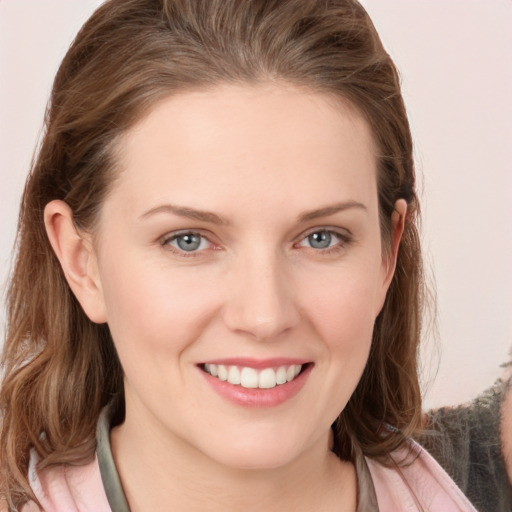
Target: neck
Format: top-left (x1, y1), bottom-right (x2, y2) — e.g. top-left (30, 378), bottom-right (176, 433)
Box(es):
top-left (110, 405), bottom-right (357, 512)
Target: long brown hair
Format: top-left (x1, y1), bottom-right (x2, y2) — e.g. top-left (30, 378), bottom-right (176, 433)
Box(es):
top-left (1, 0), bottom-right (424, 505)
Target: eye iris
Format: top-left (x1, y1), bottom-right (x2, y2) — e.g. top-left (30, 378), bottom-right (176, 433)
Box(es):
top-left (308, 231), bottom-right (331, 249)
top-left (176, 233), bottom-right (201, 251)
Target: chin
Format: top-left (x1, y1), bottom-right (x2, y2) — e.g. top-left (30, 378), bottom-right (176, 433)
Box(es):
top-left (199, 428), bottom-right (311, 471)
top-left (215, 448), bottom-right (300, 471)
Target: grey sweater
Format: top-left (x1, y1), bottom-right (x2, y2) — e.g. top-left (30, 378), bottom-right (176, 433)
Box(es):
top-left (419, 379), bottom-right (512, 512)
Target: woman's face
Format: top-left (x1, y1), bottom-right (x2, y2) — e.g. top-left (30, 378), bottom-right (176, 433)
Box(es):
top-left (89, 84), bottom-right (394, 469)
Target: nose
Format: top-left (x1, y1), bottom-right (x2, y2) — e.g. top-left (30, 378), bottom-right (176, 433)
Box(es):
top-left (222, 251), bottom-right (300, 341)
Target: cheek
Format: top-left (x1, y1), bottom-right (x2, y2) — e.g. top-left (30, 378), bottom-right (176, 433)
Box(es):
top-left (300, 263), bottom-right (381, 389)
top-left (316, 287), bottom-right (375, 384)
top-left (97, 255), bottom-right (220, 362)
top-left (302, 266), bottom-right (381, 346)
top-left (291, 269), bottom-right (379, 429)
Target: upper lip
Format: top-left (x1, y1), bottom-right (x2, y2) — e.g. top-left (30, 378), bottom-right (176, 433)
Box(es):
top-left (199, 357), bottom-right (310, 369)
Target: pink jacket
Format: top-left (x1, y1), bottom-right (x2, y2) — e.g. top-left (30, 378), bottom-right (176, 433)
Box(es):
top-left (23, 440), bottom-right (477, 512)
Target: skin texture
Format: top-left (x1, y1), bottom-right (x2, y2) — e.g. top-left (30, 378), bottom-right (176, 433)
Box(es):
top-left (44, 84), bottom-right (406, 511)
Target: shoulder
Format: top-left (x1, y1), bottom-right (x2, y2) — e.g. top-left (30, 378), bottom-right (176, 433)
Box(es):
top-left (23, 451), bottom-right (111, 512)
top-left (420, 377), bottom-right (511, 511)
top-left (365, 439), bottom-right (477, 512)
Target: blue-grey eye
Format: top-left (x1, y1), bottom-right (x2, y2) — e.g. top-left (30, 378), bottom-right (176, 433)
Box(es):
top-left (170, 232), bottom-right (206, 252)
top-left (307, 231), bottom-right (333, 249)
top-left (298, 230), bottom-right (344, 250)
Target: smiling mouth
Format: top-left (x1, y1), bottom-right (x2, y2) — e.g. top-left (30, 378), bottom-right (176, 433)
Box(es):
top-left (201, 363), bottom-right (307, 389)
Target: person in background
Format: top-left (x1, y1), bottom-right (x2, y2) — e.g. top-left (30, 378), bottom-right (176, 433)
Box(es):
top-left (421, 365), bottom-right (512, 512)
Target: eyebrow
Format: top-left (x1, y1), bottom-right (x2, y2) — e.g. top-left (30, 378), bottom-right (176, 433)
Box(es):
top-left (298, 201), bottom-right (368, 222)
top-left (139, 200), bottom-right (367, 225)
top-left (139, 204), bottom-right (228, 225)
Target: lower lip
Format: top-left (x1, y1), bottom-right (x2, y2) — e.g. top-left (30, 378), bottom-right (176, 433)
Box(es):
top-left (199, 364), bottom-right (313, 408)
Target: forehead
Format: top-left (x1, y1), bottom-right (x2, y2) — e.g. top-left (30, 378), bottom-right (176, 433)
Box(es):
top-left (109, 83), bottom-right (378, 220)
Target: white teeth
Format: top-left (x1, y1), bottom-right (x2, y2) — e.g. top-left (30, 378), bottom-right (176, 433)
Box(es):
top-left (227, 366), bottom-right (241, 385)
top-left (204, 363), bottom-right (303, 389)
top-left (217, 365), bottom-right (228, 381)
top-left (240, 367), bottom-right (259, 388)
top-left (276, 366), bottom-right (287, 385)
top-left (258, 368), bottom-right (276, 389)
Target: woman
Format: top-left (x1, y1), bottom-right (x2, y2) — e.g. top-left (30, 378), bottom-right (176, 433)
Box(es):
top-left (0, 0), bottom-right (477, 510)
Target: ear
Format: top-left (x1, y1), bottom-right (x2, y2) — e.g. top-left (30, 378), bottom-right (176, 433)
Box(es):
top-left (44, 200), bottom-right (107, 323)
top-left (376, 199), bottom-right (407, 313)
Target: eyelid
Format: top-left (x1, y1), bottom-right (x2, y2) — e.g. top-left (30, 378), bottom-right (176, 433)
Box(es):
top-left (159, 229), bottom-right (219, 256)
top-left (296, 226), bottom-right (352, 242)
top-left (158, 226), bottom-right (351, 257)
top-left (294, 227), bottom-right (352, 251)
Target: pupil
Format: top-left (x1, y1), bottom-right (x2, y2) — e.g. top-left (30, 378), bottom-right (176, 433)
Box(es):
top-left (309, 231), bottom-right (331, 249)
top-left (177, 233), bottom-right (200, 251)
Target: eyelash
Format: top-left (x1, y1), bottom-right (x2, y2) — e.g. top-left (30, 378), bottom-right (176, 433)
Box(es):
top-left (159, 228), bottom-right (352, 257)
top-left (295, 228), bottom-right (352, 255)
top-left (160, 230), bottom-right (216, 258)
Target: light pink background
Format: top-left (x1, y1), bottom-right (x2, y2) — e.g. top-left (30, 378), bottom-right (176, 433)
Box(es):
top-left (1, 0), bottom-right (511, 407)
